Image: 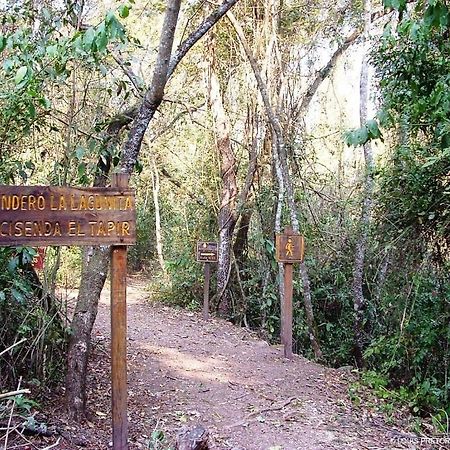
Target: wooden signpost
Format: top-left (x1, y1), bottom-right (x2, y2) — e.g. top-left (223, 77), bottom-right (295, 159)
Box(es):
top-left (196, 241), bottom-right (218, 320)
top-left (275, 226), bottom-right (305, 359)
top-left (0, 174), bottom-right (136, 450)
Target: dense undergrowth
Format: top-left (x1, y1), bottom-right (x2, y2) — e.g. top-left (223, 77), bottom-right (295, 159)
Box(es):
top-left (0, 247), bottom-right (68, 393)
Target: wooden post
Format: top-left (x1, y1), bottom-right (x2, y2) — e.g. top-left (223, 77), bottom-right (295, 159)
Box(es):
top-left (111, 173), bottom-right (129, 450)
top-left (203, 263), bottom-right (211, 320)
top-left (283, 261), bottom-right (294, 359)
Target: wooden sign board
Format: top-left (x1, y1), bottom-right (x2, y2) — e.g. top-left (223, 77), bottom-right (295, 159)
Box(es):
top-left (275, 233), bottom-right (304, 263)
top-left (0, 185), bottom-right (136, 246)
top-left (196, 241), bottom-right (218, 263)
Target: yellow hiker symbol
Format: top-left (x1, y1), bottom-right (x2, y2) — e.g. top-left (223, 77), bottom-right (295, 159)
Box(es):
top-left (285, 237), bottom-right (294, 257)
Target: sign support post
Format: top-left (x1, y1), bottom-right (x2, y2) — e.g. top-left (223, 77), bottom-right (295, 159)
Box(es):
top-left (203, 262), bottom-right (211, 321)
top-left (275, 226), bottom-right (305, 360)
top-left (283, 259), bottom-right (294, 359)
top-left (111, 173), bottom-right (129, 450)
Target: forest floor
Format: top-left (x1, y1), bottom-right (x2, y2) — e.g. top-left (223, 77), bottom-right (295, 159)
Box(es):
top-left (20, 276), bottom-right (448, 450)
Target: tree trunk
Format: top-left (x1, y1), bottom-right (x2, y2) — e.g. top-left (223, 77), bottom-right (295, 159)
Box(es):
top-left (208, 40), bottom-right (238, 317)
top-left (65, 246), bottom-right (110, 420)
top-left (352, 0), bottom-right (374, 368)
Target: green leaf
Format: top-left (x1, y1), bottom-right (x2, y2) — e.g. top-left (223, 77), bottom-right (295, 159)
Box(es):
top-left (46, 44), bottom-right (58, 57)
top-left (367, 119), bottom-right (382, 139)
top-left (0, 35), bottom-right (6, 53)
top-left (75, 146), bottom-right (85, 160)
top-left (99, 64), bottom-right (108, 76)
top-left (11, 288), bottom-right (25, 302)
top-left (8, 256), bottom-right (19, 273)
top-left (83, 27), bottom-right (96, 50)
top-left (106, 14), bottom-right (125, 40)
top-left (42, 7), bottom-right (52, 21)
top-left (96, 31), bottom-right (108, 52)
top-left (355, 127), bottom-right (369, 144)
top-left (19, 169), bottom-right (28, 181)
top-left (346, 127), bottom-right (369, 146)
top-left (3, 59), bottom-right (14, 72)
top-left (118, 5), bottom-right (130, 18)
top-left (28, 102), bottom-right (36, 119)
top-left (39, 97), bottom-right (51, 109)
top-left (14, 66), bottom-right (28, 85)
top-left (78, 162), bottom-right (86, 177)
top-left (135, 160), bottom-right (143, 173)
top-left (21, 248), bottom-right (36, 265)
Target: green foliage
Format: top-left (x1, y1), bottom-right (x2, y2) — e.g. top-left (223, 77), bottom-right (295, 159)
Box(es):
top-left (0, 1), bottom-right (135, 186)
top-left (305, 256), bottom-right (355, 364)
top-left (13, 394), bottom-right (40, 415)
top-left (160, 248), bottom-right (203, 309)
top-left (346, 119), bottom-right (383, 146)
top-left (383, 0), bottom-right (408, 12)
top-left (55, 247), bottom-right (82, 288)
top-left (362, 270), bottom-right (450, 415)
top-left (239, 230), bottom-right (280, 340)
top-left (128, 199), bottom-right (156, 272)
top-left (150, 192), bottom-right (213, 309)
top-left (147, 428), bottom-right (173, 450)
top-left (373, 0), bottom-right (450, 258)
top-left (340, 0), bottom-right (450, 420)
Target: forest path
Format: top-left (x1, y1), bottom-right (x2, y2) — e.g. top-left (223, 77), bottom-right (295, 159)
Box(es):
top-left (85, 276), bottom-right (411, 450)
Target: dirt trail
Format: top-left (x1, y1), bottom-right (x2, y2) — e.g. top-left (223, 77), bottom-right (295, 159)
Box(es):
top-left (83, 277), bottom-right (417, 450)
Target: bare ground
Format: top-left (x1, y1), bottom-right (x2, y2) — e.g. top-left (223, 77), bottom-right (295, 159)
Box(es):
top-left (34, 277), bottom-right (447, 450)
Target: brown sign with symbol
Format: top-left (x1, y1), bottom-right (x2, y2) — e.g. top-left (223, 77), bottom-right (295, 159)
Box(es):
top-left (275, 232), bottom-right (304, 263)
top-left (196, 241), bottom-right (218, 263)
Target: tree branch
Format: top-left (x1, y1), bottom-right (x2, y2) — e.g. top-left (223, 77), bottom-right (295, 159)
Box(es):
top-left (111, 53), bottom-right (145, 96)
top-left (296, 30), bottom-right (361, 117)
top-left (167, 0), bottom-right (240, 79)
top-left (160, 167), bottom-right (206, 206)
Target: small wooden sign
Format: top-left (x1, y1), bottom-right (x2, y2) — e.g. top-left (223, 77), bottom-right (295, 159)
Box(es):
top-left (275, 232), bottom-right (304, 263)
top-left (0, 185), bottom-right (136, 246)
top-left (196, 241), bottom-right (218, 263)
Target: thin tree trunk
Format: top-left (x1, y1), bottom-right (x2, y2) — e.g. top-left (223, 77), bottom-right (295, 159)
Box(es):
top-left (208, 39), bottom-right (238, 317)
top-left (352, 0), bottom-right (374, 368)
top-left (272, 135), bottom-right (286, 340)
top-left (150, 155), bottom-right (168, 279)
